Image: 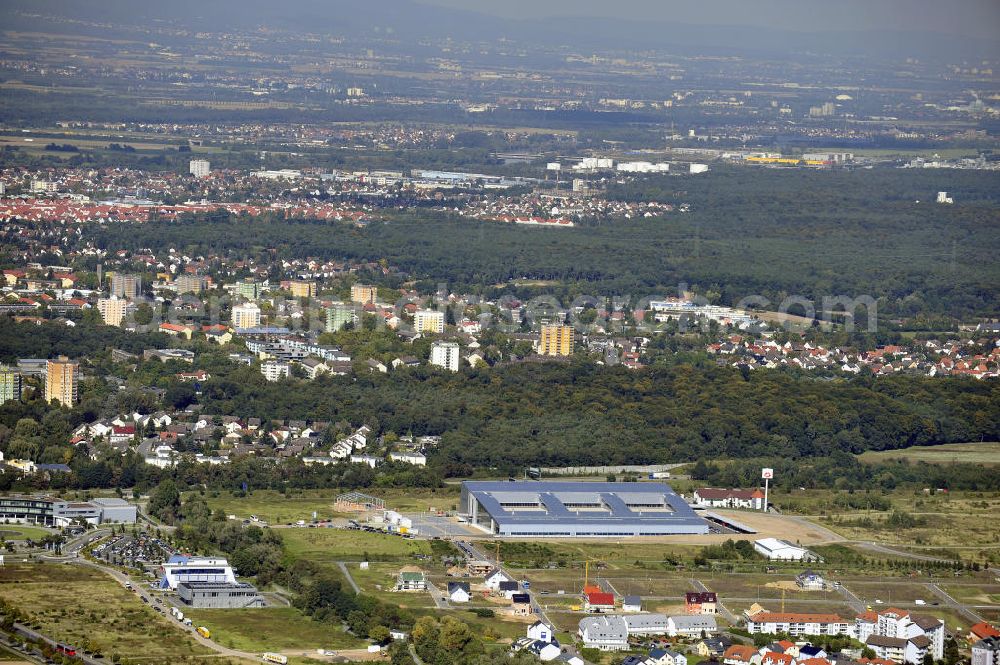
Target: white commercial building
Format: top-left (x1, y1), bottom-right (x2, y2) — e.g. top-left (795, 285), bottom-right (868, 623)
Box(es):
top-left (617, 161), bottom-right (670, 173)
top-left (159, 555), bottom-right (237, 590)
top-left (573, 157), bottom-right (614, 171)
top-left (232, 302), bottom-right (262, 329)
top-left (189, 159), bottom-right (210, 178)
top-left (430, 341), bottom-right (460, 372)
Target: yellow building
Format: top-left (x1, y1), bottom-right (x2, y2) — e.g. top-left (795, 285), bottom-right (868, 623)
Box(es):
top-left (231, 302), bottom-right (261, 329)
top-left (45, 357), bottom-right (78, 406)
top-left (97, 296), bottom-right (127, 327)
top-left (414, 310), bottom-right (445, 334)
top-left (290, 280), bottom-right (316, 298)
top-left (351, 284), bottom-right (378, 304)
top-left (539, 325), bottom-right (574, 356)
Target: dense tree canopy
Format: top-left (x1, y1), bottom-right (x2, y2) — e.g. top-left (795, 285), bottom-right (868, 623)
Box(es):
top-left (85, 167), bottom-right (1000, 320)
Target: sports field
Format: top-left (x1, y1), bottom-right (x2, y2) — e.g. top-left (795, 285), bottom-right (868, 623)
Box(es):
top-left (0, 525), bottom-right (54, 541)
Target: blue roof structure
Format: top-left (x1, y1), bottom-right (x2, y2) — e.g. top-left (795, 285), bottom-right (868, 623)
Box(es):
top-left (36, 464), bottom-right (72, 473)
top-left (460, 480), bottom-right (709, 537)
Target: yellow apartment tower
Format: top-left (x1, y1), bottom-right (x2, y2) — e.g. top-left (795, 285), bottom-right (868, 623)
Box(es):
top-left (45, 357), bottom-right (78, 406)
top-left (540, 325), bottom-right (574, 356)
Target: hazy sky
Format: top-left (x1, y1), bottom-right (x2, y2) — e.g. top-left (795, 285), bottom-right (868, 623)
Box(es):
top-left (418, 0), bottom-right (1000, 41)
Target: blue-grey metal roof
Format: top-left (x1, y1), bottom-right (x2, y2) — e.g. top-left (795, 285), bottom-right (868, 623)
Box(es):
top-left (463, 480), bottom-right (707, 531)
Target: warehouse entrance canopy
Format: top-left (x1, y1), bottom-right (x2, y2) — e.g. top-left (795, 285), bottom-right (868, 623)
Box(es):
top-left (460, 481), bottom-right (708, 537)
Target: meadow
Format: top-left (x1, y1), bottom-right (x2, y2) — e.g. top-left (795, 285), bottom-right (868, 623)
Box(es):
top-left (858, 442), bottom-right (1000, 466)
top-left (0, 563), bottom-right (224, 664)
top-left (182, 607), bottom-right (364, 653)
top-left (280, 527), bottom-right (432, 562)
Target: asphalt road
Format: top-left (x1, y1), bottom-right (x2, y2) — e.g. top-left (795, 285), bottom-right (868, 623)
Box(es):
top-left (925, 582), bottom-right (985, 623)
top-left (691, 578), bottom-right (738, 623)
top-left (835, 583), bottom-right (867, 613)
top-left (337, 561), bottom-right (362, 594)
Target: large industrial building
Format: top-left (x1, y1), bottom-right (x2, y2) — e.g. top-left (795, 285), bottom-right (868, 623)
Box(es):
top-left (177, 581), bottom-right (265, 608)
top-left (460, 481), bottom-right (708, 537)
top-left (0, 495), bottom-right (137, 527)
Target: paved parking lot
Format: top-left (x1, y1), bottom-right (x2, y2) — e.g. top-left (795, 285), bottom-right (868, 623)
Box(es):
top-left (404, 514), bottom-right (483, 538)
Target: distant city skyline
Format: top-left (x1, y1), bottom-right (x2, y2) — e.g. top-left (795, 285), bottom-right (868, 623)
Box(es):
top-left (418, 0), bottom-right (1000, 42)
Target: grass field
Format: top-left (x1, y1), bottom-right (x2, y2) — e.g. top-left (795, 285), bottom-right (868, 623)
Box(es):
top-left (349, 562), bottom-right (439, 609)
top-left (858, 442), bottom-right (1000, 466)
top-left (193, 490), bottom-right (349, 524)
top-left (699, 573), bottom-right (836, 600)
top-left (378, 488), bottom-right (460, 513)
top-left (497, 540), bottom-right (706, 571)
top-left (280, 528), bottom-right (432, 562)
top-left (774, 488), bottom-right (1000, 553)
top-left (192, 487), bottom-right (460, 524)
top-left (842, 580), bottom-right (935, 605)
top-left (0, 563), bottom-right (227, 664)
top-left (0, 525), bottom-right (55, 541)
top-left (941, 583), bottom-right (1000, 605)
top-left (183, 607), bottom-right (364, 653)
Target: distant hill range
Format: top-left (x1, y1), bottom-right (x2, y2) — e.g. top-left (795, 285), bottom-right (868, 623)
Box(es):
top-left (7, 0), bottom-right (999, 60)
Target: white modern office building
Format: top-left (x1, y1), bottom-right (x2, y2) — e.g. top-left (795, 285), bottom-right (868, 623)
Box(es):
top-left (160, 555), bottom-right (237, 590)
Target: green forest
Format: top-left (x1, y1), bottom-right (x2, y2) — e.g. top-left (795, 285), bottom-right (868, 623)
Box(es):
top-left (0, 317), bottom-right (997, 484)
top-left (86, 167), bottom-right (1000, 320)
top-left (191, 361), bottom-right (1000, 468)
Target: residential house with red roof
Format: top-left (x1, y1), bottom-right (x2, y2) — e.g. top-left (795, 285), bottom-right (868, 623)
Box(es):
top-left (584, 591), bottom-right (615, 612)
top-left (693, 488), bottom-right (765, 511)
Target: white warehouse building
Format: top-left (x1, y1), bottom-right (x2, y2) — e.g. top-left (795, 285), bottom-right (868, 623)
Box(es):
top-left (753, 538), bottom-right (820, 562)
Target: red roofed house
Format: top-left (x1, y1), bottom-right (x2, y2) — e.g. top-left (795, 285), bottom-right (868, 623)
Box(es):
top-left (584, 591), bottom-right (615, 612)
top-left (724, 646), bottom-right (762, 665)
top-left (53, 273), bottom-right (77, 288)
top-left (3, 269), bottom-right (26, 286)
top-left (159, 322), bottom-right (195, 339)
top-left (176, 370), bottom-right (210, 383)
top-left (799, 658), bottom-right (831, 665)
top-left (970, 623), bottom-right (1000, 641)
top-left (693, 488), bottom-right (765, 511)
top-left (110, 425), bottom-right (136, 445)
top-left (685, 591), bottom-right (718, 615)
top-left (859, 658), bottom-right (897, 665)
top-left (747, 612), bottom-right (851, 637)
top-left (761, 651), bottom-right (795, 665)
